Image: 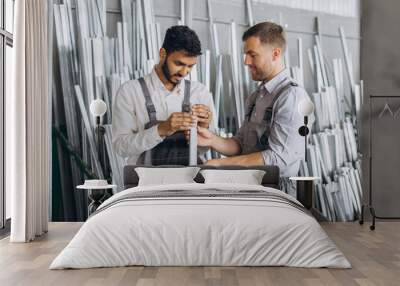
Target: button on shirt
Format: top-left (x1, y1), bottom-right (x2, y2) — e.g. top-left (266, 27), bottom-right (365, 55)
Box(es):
top-left (112, 67), bottom-right (216, 165)
top-left (233, 69), bottom-right (314, 177)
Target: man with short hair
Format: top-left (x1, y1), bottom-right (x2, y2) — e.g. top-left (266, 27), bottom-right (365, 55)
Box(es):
top-left (113, 25), bottom-right (215, 165)
top-left (196, 22), bottom-right (313, 195)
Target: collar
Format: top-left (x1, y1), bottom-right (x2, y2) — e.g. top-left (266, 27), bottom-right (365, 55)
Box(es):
top-left (263, 68), bottom-right (290, 94)
top-left (150, 66), bottom-right (184, 95)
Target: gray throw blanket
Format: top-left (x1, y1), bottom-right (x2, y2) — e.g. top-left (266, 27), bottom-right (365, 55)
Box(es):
top-left (90, 188), bottom-right (308, 218)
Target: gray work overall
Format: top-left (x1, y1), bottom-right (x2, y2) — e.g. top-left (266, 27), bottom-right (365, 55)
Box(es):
top-left (242, 81), bottom-right (298, 195)
top-left (136, 78), bottom-right (200, 166)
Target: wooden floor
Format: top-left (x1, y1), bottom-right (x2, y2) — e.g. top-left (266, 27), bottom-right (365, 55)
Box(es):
top-left (0, 222), bottom-right (399, 286)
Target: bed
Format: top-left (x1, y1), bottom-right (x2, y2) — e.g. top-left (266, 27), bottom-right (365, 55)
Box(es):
top-left (50, 165), bottom-right (350, 269)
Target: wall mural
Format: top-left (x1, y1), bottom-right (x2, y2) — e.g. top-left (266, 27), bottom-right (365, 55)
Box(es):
top-left (52, 0), bottom-right (362, 222)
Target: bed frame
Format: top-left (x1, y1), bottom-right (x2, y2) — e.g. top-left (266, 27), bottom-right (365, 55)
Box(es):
top-left (123, 165), bottom-right (280, 190)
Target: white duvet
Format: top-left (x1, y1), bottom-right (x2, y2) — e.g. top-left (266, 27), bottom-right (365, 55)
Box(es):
top-left (50, 183), bottom-right (351, 269)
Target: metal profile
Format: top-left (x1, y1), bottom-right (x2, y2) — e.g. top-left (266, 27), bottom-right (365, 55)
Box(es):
top-left (339, 26), bottom-right (355, 98)
top-left (246, 0), bottom-right (254, 26)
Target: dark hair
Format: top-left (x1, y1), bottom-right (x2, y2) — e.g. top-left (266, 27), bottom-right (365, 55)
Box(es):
top-left (242, 22), bottom-right (286, 51)
top-left (162, 25), bottom-right (202, 56)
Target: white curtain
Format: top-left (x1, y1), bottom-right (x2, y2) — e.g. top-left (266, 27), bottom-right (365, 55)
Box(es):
top-left (9, 0), bottom-right (51, 242)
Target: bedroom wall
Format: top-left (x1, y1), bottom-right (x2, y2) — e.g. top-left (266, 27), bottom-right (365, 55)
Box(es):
top-left (361, 0), bottom-right (400, 218)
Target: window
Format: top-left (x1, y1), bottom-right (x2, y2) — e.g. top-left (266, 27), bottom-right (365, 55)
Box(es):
top-left (1, 0), bottom-right (14, 234)
top-left (5, 0), bottom-right (13, 33)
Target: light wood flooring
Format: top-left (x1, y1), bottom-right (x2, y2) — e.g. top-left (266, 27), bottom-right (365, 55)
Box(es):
top-left (0, 222), bottom-right (399, 286)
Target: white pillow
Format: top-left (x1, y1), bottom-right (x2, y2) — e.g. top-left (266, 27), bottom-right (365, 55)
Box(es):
top-left (200, 169), bottom-right (266, 185)
top-left (135, 167), bottom-right (200, 186)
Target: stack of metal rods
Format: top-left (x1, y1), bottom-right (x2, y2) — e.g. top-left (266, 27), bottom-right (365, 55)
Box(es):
top-left (54, 3), bottom-right (87, 220)
top-left (53, 0), bottom-right (159, 186)
top-left (297, 21), bottom-right (363, 221)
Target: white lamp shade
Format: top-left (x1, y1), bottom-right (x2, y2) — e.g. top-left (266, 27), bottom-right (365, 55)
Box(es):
top-left (90, 99), bottom-right (107, 117)
top-left (298, 98), bottom-right (314, 116)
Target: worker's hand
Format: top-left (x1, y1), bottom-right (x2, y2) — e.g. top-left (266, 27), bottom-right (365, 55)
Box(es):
top-left (205, 159), bottom-right (221, 166)
top-left (184, 126), bottom-right (215, 146)
top-left (196, 126), bottom-right (215, 147)
top-left (191, 104), bottom-right (212, 128)
top-left (158, 112), bottom-right (197, 137)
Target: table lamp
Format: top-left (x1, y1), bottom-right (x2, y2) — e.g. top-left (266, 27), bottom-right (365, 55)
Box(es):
top-left (297, 98), bottom-right (314, 163)
top-left (291, 98), bottom-right (325, 221)
top-left (90, 99), bottom-right (107, 168)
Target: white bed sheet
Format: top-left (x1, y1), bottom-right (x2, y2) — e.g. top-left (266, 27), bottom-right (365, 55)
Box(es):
top-left (50, 183), bottom-right (351, 269)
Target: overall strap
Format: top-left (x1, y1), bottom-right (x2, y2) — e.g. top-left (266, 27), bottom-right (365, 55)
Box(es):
top-left (138, 78), bottom-right (158, 129)
top-left (259, 81), bottom-right (298, 146)
top-left (182, 80), bottom-right (191, 113)
top-left (263, 81), bottom-right (298, 121)
top-left (270, 81), bottom-right (298, 109)
top-left (245, 89), bottom-right (262, 121)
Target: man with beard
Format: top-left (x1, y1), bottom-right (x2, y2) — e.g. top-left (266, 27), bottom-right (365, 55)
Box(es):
top-left (195, 22), bottom-right (313, 196)
top-left (112, 25), bottom-right (215, 165)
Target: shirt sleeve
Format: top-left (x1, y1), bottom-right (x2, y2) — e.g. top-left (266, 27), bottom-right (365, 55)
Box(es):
top-left (112, 83), bottom-right (164, 158)
top-left (261, 87), bottom-right (310, 176)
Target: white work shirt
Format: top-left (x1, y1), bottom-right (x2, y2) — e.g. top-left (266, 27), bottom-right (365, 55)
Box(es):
top-left (112, 67), bottom-right (216, 165)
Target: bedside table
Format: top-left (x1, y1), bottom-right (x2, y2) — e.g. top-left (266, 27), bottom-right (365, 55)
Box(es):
top-left (289, 177), bottom-right (326, 221)
top-left (77, 180), bottom-right (117, 216)
top-left (289, 176), bottom-right (320, 209)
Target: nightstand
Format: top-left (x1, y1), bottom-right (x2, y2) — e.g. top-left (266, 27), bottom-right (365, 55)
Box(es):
top-left (77, 180), bottom-right (117, 216)
top-left (289, 177), bottom-right (326, 221)
top-left (289, 176), bottom-right (320, 209)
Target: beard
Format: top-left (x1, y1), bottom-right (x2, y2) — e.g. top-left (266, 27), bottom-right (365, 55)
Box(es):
top-left (161, 57), bottom-right (181, 85)
top-left (250, 68), bottom-right (264, 81)
top-left (250, 64), bottom-right (273, 82)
